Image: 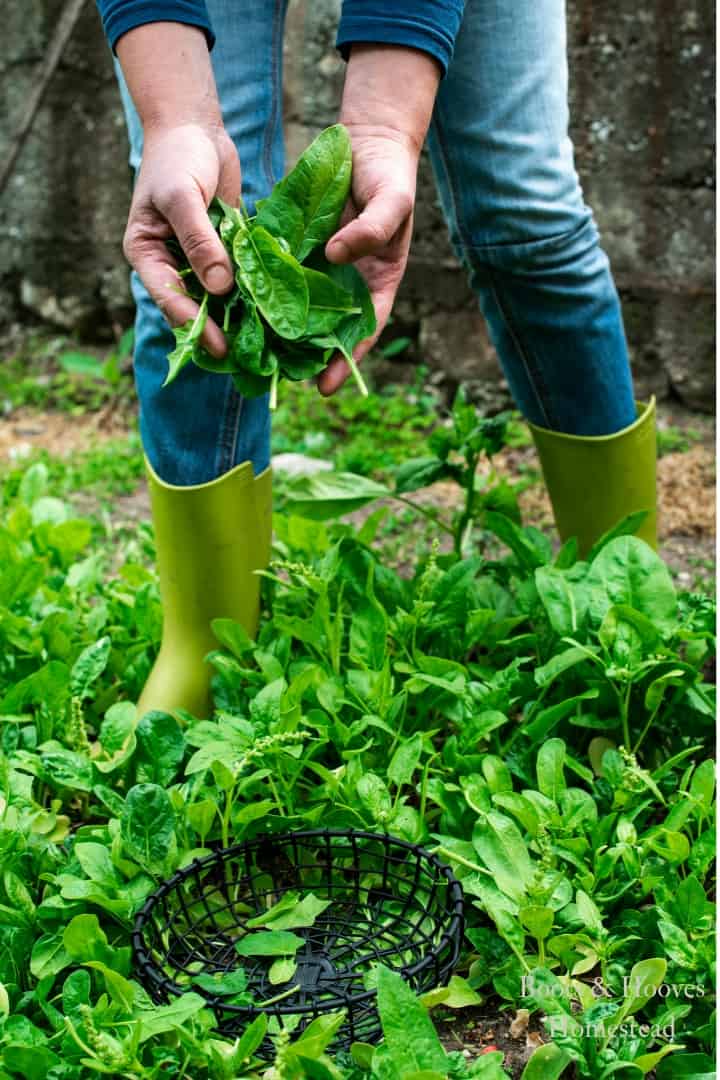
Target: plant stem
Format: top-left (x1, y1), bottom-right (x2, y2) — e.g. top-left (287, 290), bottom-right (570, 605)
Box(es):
top-left (391, 494), bottom-right (455, 536)
top-left (269, 369), bottom-right (279, 411)
top-left (345, 353), bottom-right (369, 397)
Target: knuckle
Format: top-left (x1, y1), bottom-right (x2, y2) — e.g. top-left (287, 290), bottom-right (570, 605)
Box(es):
top-left (153, 184), bottom-right (187, 217)
top-left (180, 229), bottom-right (214, 257)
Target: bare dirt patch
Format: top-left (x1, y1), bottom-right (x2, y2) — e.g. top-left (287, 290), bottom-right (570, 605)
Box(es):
top-left (0, 403), bottom-right (135, 461)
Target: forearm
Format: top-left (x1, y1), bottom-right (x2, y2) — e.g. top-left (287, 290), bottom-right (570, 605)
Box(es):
top-left (116, 21), bottom-right (222, 131)
top-left (339, 43), bottom-right (441, 155)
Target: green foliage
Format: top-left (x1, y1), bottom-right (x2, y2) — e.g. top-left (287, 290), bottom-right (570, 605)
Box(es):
top-left (167, 125), bottom-right (376, 405)
top-left (0, 389), bottom-right (714, 1078)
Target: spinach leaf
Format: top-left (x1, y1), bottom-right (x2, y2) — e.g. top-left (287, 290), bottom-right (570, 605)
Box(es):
top-left (233, 222), bottom-right (309, 340)
top-left (302, 265), bottom-right (360, 336)
top-left (268, 124), bottom-right (352, 262)
top-left (164, 292), bottom-right (209, 385)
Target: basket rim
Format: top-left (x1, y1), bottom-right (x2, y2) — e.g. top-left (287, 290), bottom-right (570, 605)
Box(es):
top-left (132, 827), bottom-right (464, 1015)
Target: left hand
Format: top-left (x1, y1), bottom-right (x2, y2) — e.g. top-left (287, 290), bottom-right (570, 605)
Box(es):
top-left (316, 43), bottom-right (441, 396)
top-left (317, 123), bottom-right (418, 396)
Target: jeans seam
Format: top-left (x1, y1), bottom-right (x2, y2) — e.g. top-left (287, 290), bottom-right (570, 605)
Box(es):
top-left (262, 0), bottom-right (285, 190)
top-left (216, 379), bottom-right (244, 475)
top-left (432, 98), bottom-right (557, 428)
top-left (482, 265), bottom-right (557, 428)
top-left (430, 100), bottom-right (477, 261)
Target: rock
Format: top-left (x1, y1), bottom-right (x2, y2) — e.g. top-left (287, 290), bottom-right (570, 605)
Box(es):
top-left (271, 453), bottom-right (334, 477)
top-left (419, 310), bottom-right (513, 410)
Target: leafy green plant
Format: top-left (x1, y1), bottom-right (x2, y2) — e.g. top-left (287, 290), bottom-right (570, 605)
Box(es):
top-left (0, 386), bottom-right (714, 1078)
top-left (166, 125), bottom-right (376, 407)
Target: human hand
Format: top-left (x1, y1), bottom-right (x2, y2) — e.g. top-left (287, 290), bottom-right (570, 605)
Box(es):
top-left (317, 43), bottom-right (441, 396)
top-left (123, 123), bottom-right (240, 357)
top-left (318, 124), bottom-right (417, 396)
top-left (117, 24), bottom-right (238, 357)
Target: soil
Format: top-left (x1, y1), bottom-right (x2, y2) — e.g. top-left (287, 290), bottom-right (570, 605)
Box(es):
top-left (0, 399), bottom-right (715, 590)
top-left (0, 396), bottom-right (711, 1077)
top-left (435, 1004), bottom-right (549, 1077)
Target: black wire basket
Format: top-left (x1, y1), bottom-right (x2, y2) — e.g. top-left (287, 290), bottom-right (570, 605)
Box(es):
top-left (132, 828), bottom-right (464, 1054)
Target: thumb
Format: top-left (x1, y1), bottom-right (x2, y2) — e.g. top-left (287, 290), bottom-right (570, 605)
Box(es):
top-left (325, 188), bottom-right (413, 263)
top-left (162, 187), bottom-right (234, 294)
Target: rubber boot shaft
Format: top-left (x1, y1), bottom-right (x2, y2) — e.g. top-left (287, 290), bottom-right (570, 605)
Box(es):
top-left (529, 399), bottom-right (657, 557)
top-left (137, 458), bottom-right (272, 719)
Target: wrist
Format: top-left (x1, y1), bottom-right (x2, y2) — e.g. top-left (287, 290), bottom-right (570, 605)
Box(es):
top-left (117, 22), bottom-right (223, 132)
top-left (339, 43), bottom-right (441, 155)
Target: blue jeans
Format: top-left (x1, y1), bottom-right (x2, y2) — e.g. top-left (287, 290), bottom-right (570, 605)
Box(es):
top-left (117, 0), bottom-right (637, 485)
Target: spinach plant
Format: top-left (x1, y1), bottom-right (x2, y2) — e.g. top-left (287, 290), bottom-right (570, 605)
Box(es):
top-left (165, 125), bottom-right (375, 408)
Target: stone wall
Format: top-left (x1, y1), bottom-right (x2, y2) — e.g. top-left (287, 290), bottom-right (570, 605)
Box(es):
top-left (0, 0), bottom-right (713, 410)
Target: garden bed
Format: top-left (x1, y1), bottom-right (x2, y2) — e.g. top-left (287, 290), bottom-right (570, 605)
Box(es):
top-left (0, 346), bottom-right (715, 1079)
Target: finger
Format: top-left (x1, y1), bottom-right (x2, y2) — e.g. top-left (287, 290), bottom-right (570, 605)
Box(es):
top-left (156, 185), bottom-right (234, 294)
top-left (325, 188), bottom-right (413, 263)
top-left (316, 270), bottom-right (397, 396)
top-left (125, 237), bottom-right (228, 357)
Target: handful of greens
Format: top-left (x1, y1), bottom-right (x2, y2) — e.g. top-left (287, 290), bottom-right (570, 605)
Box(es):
top-left (164, 124), bottom-right (376, 408)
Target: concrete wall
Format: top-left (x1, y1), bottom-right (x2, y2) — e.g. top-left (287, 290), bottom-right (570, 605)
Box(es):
top-left (0, 0), bottom-right (713, 409)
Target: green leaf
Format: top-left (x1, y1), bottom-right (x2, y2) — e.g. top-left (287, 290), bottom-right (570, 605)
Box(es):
top-left (303, 265), bottom-right (360, 335)
top-left (485, 512), bottom-right (545, 571)
top-left (350, 592), bottom-right (388, 670)
top-left (376, 965), bottom-right (448, 1074)
top-left (135, 709), bottom-right (185, 786)
top-left (287, 1011), bottom-right (347, 1058)
top-left (534, 646), bottom-right (594, 688)
top-left (235, 930), bottom-right (305, 956)
top-left (535, 566), bottom-right (585, 636)
top-left (233, 222), bottom-right (308, 339)
top-left (388, 733), bottom-right (423, 788)
top-left (521, 1043), bottom-right (572, 1080)
top-left (285, 471), bottom-right (390, 520)
top-left (62, 914), bottom-right (114, 966)
top-left (587, 536), bottom-right (677, 632)
top-left (74, 842), bottom-right (119, 891)
top-left (272, 124), bottom-right (352, 261)
top-left (137, 993), bottom-right (209, 1042)
top-left (269, 956), bottom-right (297, 985)
top-left (519, 906), bottom-right (554, 941)
top-left (616, 958), bottom-right (667, 1020)
top-left (192, 969), bottom-right (251, 998)
top-left (472, 811), bottom-right (534, 902)
top-left (656, 1053), bottom-right (716, 1079)
top-left (246, 893), bottom-right (331, 931)
top-left (30, 934), bottom-right (71, 980)
top-left (84, 960), bottom-right (136, 1010)
top-left (58, 350), bottom-right (105, 377)
top-left (96, 700), bottom-right (137, 773)
top-left (394, 457), bottom-right (450, 495)
top-left (225, 299), bottom-right (266, 373)
top-left (357, 773), bottom-right (392, 822)
top-left (536, 738), bottom-right (566, 800)
top-left (69, 636), bottom-right (111, 699)
top-left (420, 975), bottom-right (483, 1010)
top-left (234, 1013), bottom-right (268, 1062)
top-left (164, 293), bottom-right (209, 384)
top-left (121, 783), bottom-right (176, 874)
top-left (255, 190), bottom-right (306, 255)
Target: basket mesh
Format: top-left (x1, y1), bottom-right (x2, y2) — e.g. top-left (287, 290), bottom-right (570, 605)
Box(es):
top-left (132, 828), bottom-right (464, 1052)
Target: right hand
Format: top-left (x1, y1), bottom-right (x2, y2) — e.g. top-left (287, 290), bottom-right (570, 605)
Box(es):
top-left (123, 122), bottom-right (240, 357)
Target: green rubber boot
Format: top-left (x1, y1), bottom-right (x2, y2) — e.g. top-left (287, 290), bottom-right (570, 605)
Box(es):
top-left (137, 457), bottom-right (272, 720)
top-left (528, 398), bottom-right (657, 557)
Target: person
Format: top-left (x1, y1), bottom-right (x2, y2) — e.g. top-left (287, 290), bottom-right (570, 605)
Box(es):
top-left (96, 0), bottom-right (657, 719)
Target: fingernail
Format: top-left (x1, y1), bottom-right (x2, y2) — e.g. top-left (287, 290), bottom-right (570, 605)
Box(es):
top-left (205, 264), bottom-right (232, 293)
top-left (327, 240), bottom-right (350, 263)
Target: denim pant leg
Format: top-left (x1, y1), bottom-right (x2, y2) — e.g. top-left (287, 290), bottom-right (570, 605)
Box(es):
top-left (116, 0), bottom-right (287, 484)
top-left (427, 0), bottom-right (637, 436)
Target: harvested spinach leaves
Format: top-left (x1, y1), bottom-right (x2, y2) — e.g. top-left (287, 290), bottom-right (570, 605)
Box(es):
top-left (164, 125), bottom-right (374, 407)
